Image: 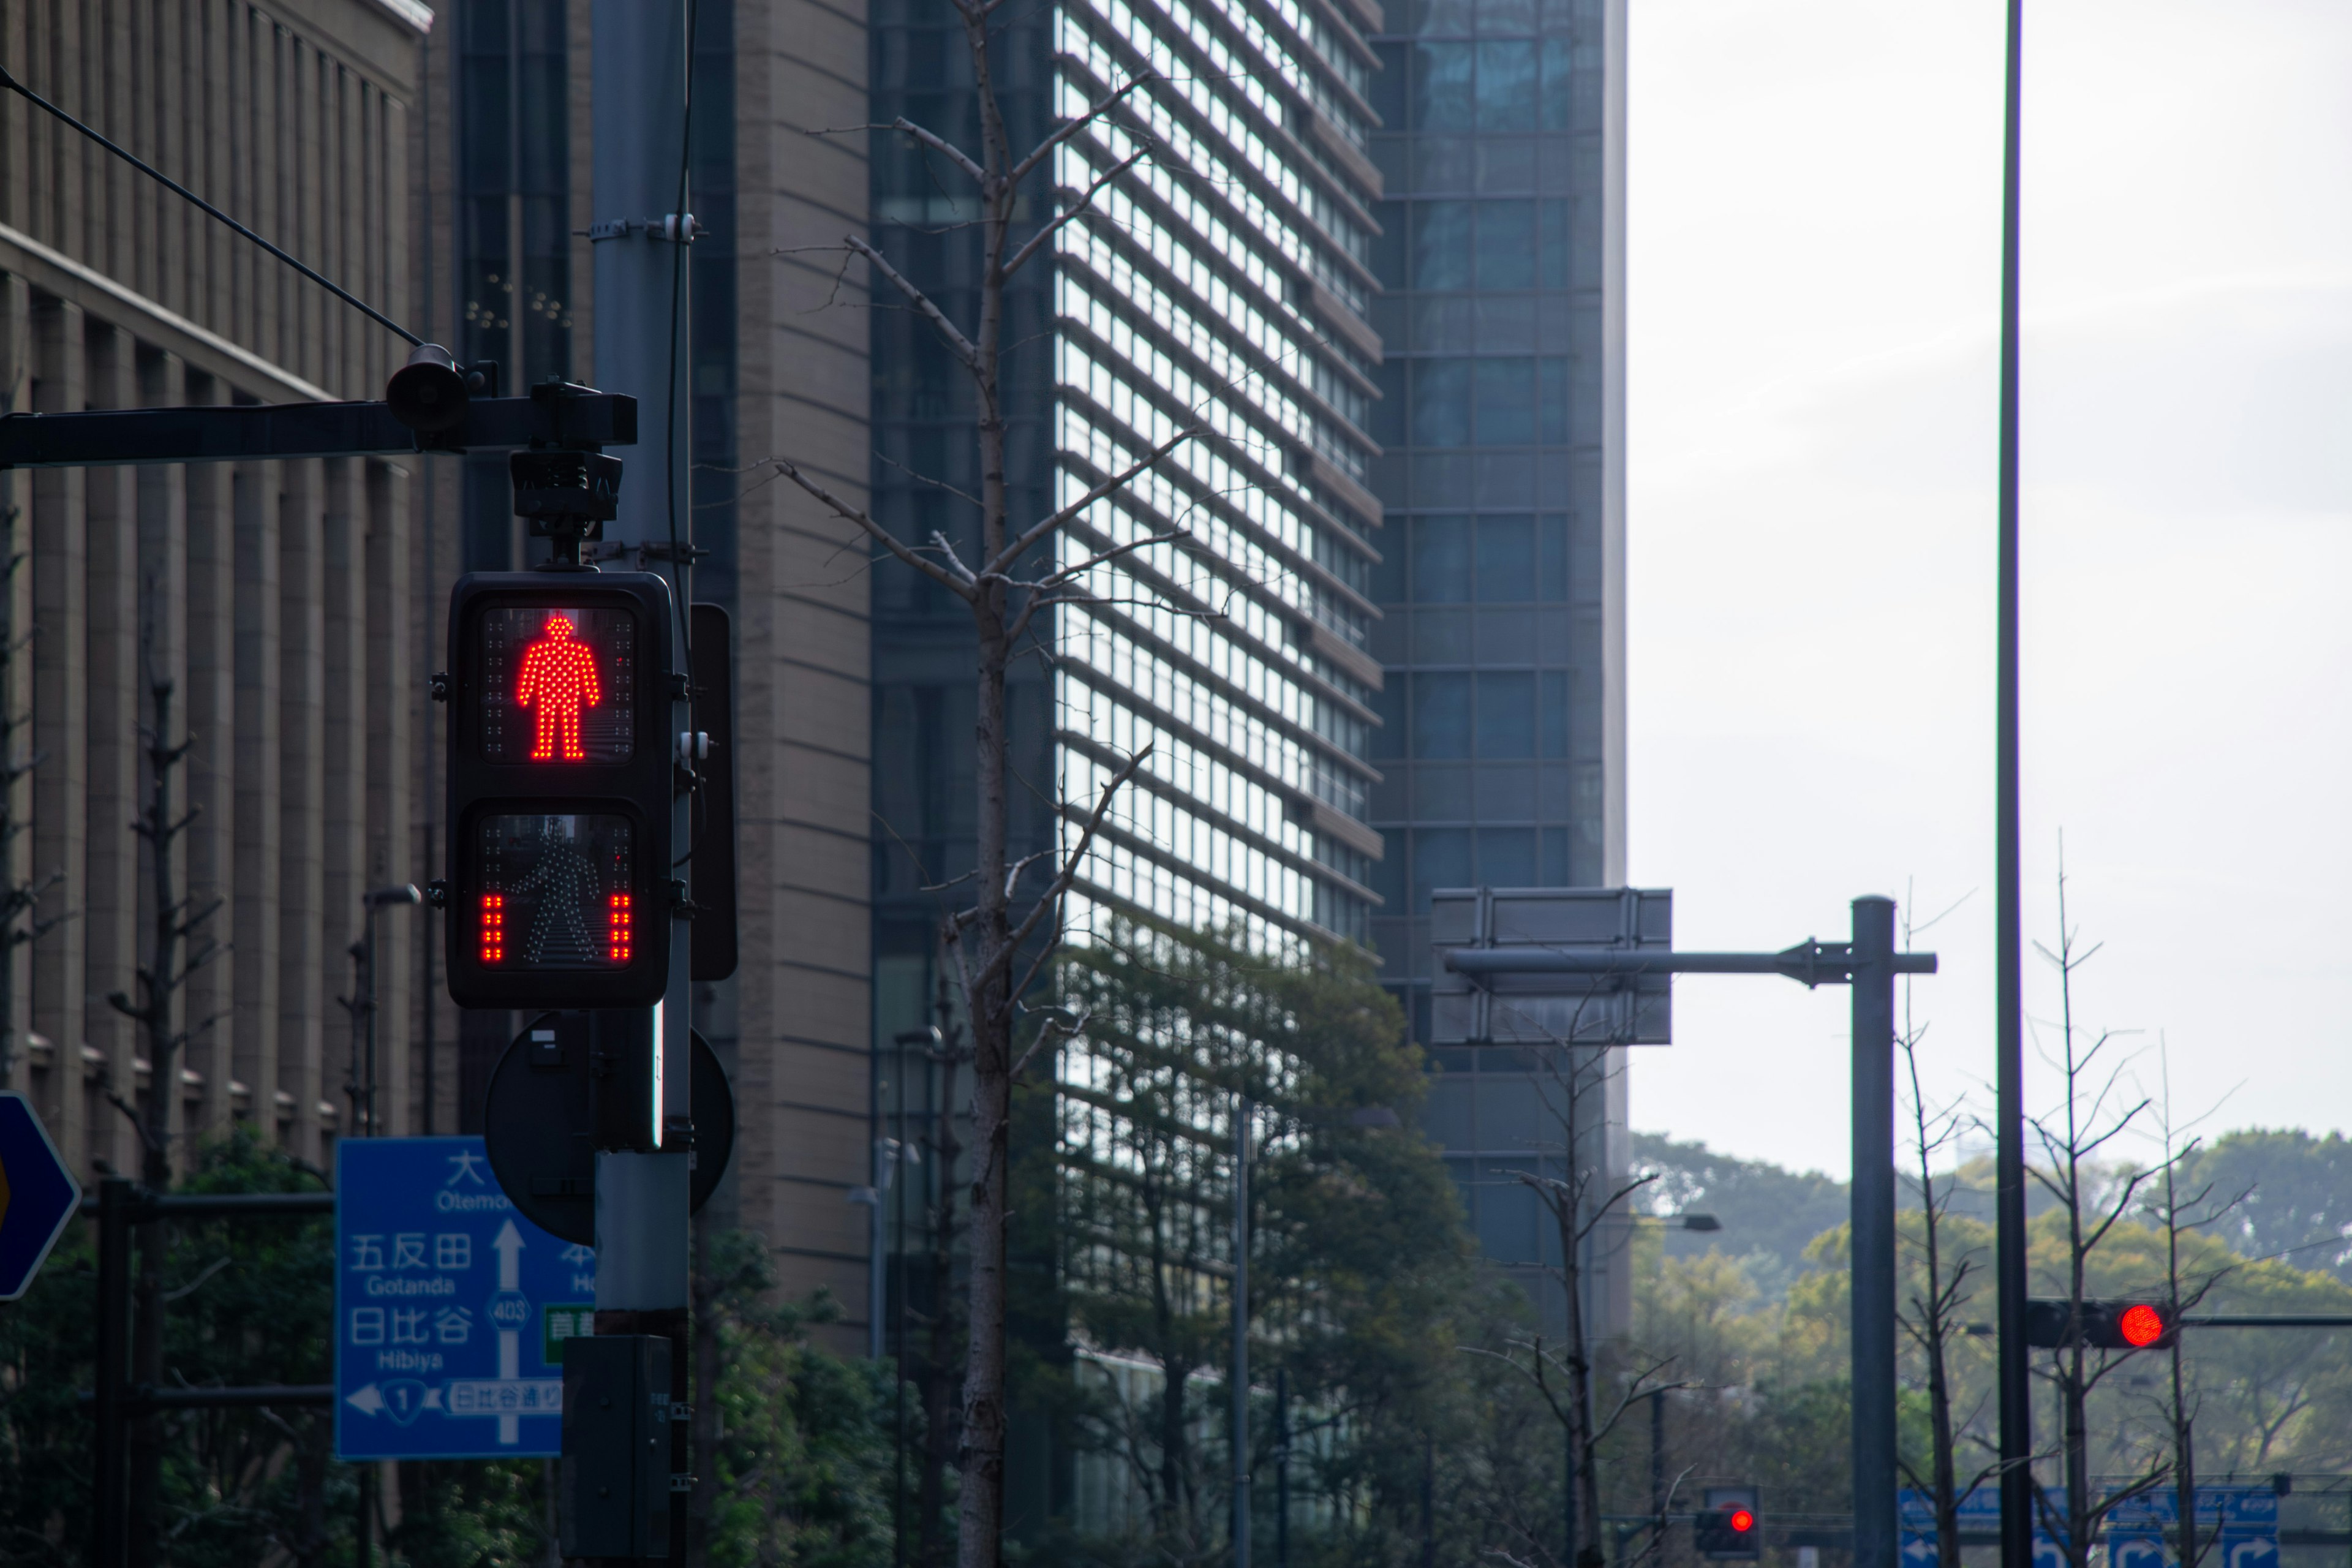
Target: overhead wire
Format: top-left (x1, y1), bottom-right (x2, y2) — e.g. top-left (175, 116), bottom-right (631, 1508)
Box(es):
top-left (0, 65), bottom-right (424, 348)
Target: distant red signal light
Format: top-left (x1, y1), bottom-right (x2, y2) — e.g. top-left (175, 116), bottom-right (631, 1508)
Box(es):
top-left (1728, 1510), bottom-right (1755, 1534)
top-left (2118, 1303), bottom-right (2165, 1348)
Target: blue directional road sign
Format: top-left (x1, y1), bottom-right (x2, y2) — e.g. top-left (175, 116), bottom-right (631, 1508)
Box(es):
top-left (2107, 1487), bottom-right (2280, 1568)
top-left (1899, 1488), bottom-right (2069, 1568)
top-left (336, 1136), bottom-right (595, 1460)
top-left (0, 1091), bottom-right (81, 1300)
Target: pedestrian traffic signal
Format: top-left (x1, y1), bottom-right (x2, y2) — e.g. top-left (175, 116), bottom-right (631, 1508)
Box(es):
top-left (443, 572), bottom-right (677, 1008)
top-left (1697, 1488), bottom-right (1761, 1559)
top-left (2023, 1298), bottom-right (2180, 1351)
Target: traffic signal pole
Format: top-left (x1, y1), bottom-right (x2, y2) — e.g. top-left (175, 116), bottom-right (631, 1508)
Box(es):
top-left (586, 2), bottom-right (696, 1559)
top-left (1849, 899), bottom-right (1898, 1568)
top-left (1443, 895), bottom-right (1934, 1568)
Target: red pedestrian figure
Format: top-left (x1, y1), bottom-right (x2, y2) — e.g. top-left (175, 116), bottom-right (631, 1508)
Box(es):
top-left (514, 613), bottom-right (603, 761)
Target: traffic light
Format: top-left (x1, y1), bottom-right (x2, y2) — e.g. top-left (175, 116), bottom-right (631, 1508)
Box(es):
top-left (1697, 1487), bottom-right (1760, 1559)
top-left (2023, 1297), bottom-right (2180, 1351)
top-left (443, 571), bottom-right (678, 1009)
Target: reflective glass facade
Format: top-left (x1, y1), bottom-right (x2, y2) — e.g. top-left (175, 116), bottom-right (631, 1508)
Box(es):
top-left (1366, 0), bottom-right (1627, 1327)
top-left (871, 0), bottom-right (1385, 974)
top-left (1047, 0), bottom-right (1387, 951)
top-left (869, 0), bottom-right (1389, 1531)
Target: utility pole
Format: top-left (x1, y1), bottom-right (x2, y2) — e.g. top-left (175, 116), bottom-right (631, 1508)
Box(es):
top-left (1850, 897), bottom-right (1898, 1568)
top-left (1233, 1092), bottom-right (1253, 1568)
top-left (1993, 2), bottom-right (2034, 1566)
top-left (581, 2), bottom-right (695, 1559)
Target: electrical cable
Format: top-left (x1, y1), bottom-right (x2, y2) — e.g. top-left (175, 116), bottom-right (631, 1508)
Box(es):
top-left (0, 65), bottom-right (424, 348)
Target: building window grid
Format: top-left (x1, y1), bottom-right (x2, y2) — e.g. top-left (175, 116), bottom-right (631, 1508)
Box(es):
top-left (1055, 85), bottom-right (1370, 413)
top-left (1055, 537), bottom-right (1378, 804)
top-left (1054, 331), bottom-right (1374, 655)
top-left (1057, 564), bottom-right (1375, 815)
top-left (1059, 661), bottom-right (1365, 890)
top-left (1052, 304), bottom-right (1377, 620)
top-left (1036, 0), bottom-right (1384, 960)
top-left (1059, 186), bottom-right (1376, 470)
top-left (1054, 385), bottom-right (1378, 717)
top-left (1060, 14), bottom-right (1371, 311)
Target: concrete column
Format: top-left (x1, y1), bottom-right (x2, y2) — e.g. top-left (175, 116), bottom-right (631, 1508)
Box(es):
top-left (279, 459), bottom-right (328, 1159)
top-left (322, 456), bottom-right (367, 1142)
top-left (184, 371), bottom-right (236, 1138)
top-left (363, 459), bottom-right (413, 1131)
top-left (85, 323), bottom-right (142, 1177)
top-left (0, 271), bottom-right (28, 1095)
top-left (31, 295), bottom-right (90, 1159)
top-left (232, 459), bottom-right (284, 1133)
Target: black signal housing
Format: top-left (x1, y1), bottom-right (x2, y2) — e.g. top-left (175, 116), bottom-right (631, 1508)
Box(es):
top-left (444, 571), bottom-right (676, 1008)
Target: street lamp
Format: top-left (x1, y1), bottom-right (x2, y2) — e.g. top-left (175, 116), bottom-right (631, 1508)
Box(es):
top-left (344, 885), bottom-right (421, 1138)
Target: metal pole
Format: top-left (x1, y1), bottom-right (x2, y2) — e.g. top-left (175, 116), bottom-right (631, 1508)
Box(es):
top-left (1234, 1093), bottom-right (1252, 1568)
top-left (1994, 1), bottom-right (2033, 1564)
top-left (1650, 1387), bottom-right (1665, 1539)
top-left (93, 1177), bottom-right (132, 1568)
top-left (1851, 895), bottom-right (1898, 1568)
top-left (1276, 1369), bottom-right (1291, 1568)
top-left (362, 903), bottom-right (379, 1137)
top-left (590, 13), bottom-right (696, 1559)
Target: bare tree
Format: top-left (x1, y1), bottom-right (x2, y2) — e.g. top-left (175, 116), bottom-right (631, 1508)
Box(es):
top-left (1893, 895), bottom-right (1996, 1568)
top-left (101, 647), bottom-right (225, 1562)
top-left (761, 29), bottom-right (1191, 1557)
top-left (1474, 995), bottom-right (1680, 1568)
top-left (2026, 856), bottom-right (2166, 1567)
top-left (914, 990), bottom-right (971, 1568)
top-left (1897, 1029), bottom-right (1997, 1567)
top-left (2144, 1048), bottom-right (2249, 1568)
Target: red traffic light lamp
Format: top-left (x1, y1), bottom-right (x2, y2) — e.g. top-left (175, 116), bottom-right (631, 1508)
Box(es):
top-left (2116, 1302), bottom-right (2166, 1348)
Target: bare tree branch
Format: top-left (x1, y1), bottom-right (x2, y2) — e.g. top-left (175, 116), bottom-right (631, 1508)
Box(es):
top-left (985, 428), bottom-right (1196, 582)
top-left (843, 234), bottom-right (979, 368)
top-left (998, 746), bottom-right (1153, 1001)
top-left (889, 115), bottom-right (989, 186)
top-left (771, 458), bottom-right (978, 601)
top-left (1009, 74), bottom-right (1156, 187)
top-left (1003, 146), bottom-right (1152, 281)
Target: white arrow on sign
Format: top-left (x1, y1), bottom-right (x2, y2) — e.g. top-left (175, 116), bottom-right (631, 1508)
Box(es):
top-left (347, 1384), bottom-right (385, 1417)
top-left (494, 1219), bottom-right (524, 1291)
top-left (495, 1218), bottom-right (525, 1444)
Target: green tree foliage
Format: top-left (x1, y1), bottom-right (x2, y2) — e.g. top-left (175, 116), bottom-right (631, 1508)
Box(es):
top-left (699, 1232), bottom-right (895, 1568)
top-left (2176, 1129), bottom-right (2352, 1284)
top-left (1044, 918), bottom-right (1517, 1566)
top-left (1, 1134), bottom-right (898, 1568)
top-left (1632, 1134), bottom-right (1849, 1304)
top-left (0, 1127), bottom-right (369, 1567)
top-left (1615, 1150), bottom-right (2352, 1555)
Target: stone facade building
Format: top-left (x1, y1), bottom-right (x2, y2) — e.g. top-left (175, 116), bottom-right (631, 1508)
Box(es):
top-left (1, 0), bottom-right (434, 1176)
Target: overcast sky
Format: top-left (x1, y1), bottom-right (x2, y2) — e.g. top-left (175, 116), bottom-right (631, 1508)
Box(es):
top-left (1623, 0), bottom-right (2352, 1179)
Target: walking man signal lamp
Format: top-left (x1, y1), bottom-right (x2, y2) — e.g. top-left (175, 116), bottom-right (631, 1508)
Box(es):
top-left (514, 614), bottom-right (604, 762)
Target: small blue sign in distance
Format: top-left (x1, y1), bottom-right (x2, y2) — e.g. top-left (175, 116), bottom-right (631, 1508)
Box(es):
top-left (336, 1136), bottom-right (595, 1460)
top-left (0, 1091), bottom-right (81, 1300)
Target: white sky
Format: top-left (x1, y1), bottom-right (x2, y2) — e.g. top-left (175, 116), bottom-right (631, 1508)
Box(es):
top-left (1623, 0), bottom-right (2352, 1180)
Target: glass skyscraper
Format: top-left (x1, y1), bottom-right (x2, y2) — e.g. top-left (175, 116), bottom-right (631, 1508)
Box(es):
top-left (868, 0), bottom-right (1389, 1533)
top-left (870, 0), bottom-right (1387, 992)
top-left (1366, 0), bottom-right (1629, 1324)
